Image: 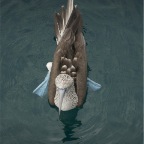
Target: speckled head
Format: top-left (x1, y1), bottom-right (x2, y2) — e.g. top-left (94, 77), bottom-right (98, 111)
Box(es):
top-left (54, 74), bottom-right (78, 114)
top-left (55, 74), bottom-right (73, 89)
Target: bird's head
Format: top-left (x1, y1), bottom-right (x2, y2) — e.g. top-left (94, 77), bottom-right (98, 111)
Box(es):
top-left (55, 73), bottom-right (77, 115)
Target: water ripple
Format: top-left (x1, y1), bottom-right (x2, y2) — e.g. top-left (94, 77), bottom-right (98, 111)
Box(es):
top-left (1, 0), bottom-right (142, 144)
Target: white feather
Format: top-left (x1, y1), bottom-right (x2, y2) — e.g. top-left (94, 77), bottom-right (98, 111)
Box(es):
top-left (56, 0), bottom-right (74, 44)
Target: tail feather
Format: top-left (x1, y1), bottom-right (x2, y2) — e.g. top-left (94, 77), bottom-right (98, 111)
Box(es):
top-left (66, 0), bottom-right (73, 24)
top-left (55, 0), bottom-right (77, 44)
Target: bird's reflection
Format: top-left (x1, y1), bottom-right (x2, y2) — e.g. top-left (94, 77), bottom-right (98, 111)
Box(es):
top-left (59, 108), bottom-right (82, 143)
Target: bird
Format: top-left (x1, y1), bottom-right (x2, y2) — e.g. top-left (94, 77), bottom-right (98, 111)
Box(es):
top-left (33, 0), bottom-right (101, 115)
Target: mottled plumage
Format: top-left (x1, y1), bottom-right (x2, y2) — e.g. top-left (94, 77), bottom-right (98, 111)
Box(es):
top-left (48, 0), bottom-right (87, 108)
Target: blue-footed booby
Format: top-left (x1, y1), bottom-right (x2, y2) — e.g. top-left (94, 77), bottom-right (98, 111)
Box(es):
top-left (33, 0), bottom-right (101, 114)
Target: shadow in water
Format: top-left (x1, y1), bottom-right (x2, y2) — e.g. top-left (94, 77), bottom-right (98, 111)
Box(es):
top-left (59, 108), bottom-right (82, 143)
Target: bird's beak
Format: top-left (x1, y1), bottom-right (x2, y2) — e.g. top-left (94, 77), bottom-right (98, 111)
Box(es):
top-left (58, 89), bottom-right (65, 115)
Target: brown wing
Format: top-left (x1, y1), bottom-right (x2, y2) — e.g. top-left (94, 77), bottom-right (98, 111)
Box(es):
top-left (74, 32), bottom-right (87, 107)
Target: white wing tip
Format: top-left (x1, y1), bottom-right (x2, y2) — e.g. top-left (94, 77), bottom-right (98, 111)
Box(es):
top-left (46, 62), bottom-right (52, 71)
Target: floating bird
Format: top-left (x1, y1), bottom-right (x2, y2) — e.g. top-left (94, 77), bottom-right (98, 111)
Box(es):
top-left (33, 0), bottom-right (101, 114)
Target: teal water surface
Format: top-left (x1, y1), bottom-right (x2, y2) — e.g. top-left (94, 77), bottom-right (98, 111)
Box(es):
top-left (1, 0), bottom-right (143, 144)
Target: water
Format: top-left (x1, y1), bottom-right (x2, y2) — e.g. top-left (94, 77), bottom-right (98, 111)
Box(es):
top-left (1, 0), bottom-right (143, 144)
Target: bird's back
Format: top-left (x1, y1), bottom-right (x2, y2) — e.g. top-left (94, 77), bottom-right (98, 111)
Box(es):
top-left (48, 0), bottom-right (87, 107)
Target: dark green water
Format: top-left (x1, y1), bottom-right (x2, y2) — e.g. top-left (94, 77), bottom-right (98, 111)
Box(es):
top-left (1, 0), bottom-right (143, 144)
